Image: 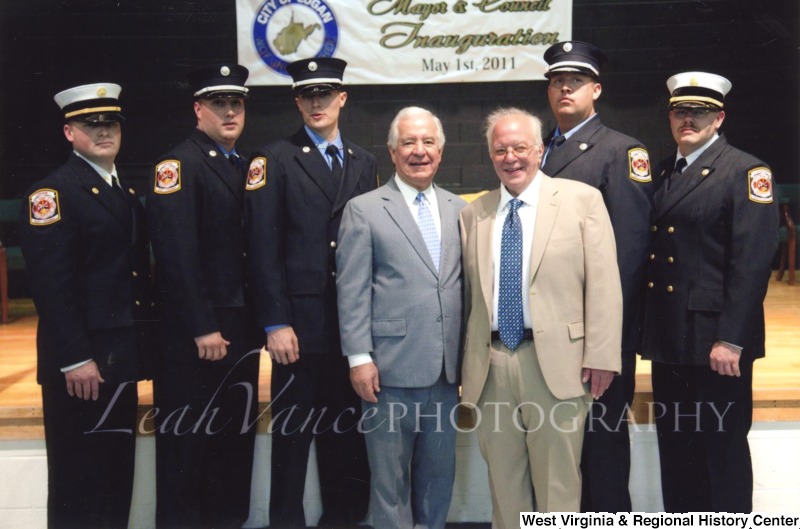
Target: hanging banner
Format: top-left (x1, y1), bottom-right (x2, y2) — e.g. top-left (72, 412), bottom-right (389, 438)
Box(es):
top-left (236, 0), bottom-right (572, 86)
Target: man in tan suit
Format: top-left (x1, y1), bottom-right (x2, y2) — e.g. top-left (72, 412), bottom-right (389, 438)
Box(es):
top-left (460, 108), bottom-right (622, 525)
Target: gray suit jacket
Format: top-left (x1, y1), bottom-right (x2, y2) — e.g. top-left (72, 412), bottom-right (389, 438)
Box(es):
top-left (336, 176), bottom-right (466, 387)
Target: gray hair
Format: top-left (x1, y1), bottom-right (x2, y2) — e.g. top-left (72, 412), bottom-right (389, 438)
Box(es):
top-left (484, 107), bottom-right (543, 151)
top-left (387, 106), bottom-right (446, 149)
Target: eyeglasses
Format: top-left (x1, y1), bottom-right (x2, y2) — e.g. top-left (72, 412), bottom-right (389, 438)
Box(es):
top-left (492, 144), bottom-right (535, 159)
top-left (671, 108), bottom-right (717, 119)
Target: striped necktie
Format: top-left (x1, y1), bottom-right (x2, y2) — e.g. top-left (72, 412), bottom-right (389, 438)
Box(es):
top-left (415, 192), bottom-right (440, 272)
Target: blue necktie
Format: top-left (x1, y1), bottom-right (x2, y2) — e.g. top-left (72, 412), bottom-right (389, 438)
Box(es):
top-left (416, 192), bottom-right (440, 272)
top-left (498, 198), bottom-right (524, 350)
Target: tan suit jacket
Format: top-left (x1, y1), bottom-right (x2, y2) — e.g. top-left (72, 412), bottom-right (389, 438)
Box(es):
top-left (460, 174), bottom-right (623, 404)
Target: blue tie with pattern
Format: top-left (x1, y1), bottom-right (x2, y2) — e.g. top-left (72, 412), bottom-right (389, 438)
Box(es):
top-left (498, 198), bottom-right (524, 350)
top-left (416, 192), bottom-right (440, 272)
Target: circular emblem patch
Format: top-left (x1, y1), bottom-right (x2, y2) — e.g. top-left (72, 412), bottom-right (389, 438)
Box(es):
top-left (252, 0), bottom-right (339, 77)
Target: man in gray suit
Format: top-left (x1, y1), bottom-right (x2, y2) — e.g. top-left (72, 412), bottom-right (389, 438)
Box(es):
top-left (336, 106), bottom-right (465, 529)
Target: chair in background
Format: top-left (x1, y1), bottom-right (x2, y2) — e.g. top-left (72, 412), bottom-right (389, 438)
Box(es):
top-left (0, 198), bottom-right (25, 323)
top-left (776, 184), bottom-right (799, 286)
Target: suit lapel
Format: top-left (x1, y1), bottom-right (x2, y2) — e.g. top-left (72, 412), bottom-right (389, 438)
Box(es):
top-left (541, 116), bottom-right (603, 175)
top-left (655, 135), bottom-right (728, 220)
top-left (191, 130), bottom-right (244, 205)
top-left (530, 175), bottom-right (559, 282)
top-left (292, 129), bottom-right (338, 204)
top-left (333, 141), bottom-right (362, 212)
top-left (476, 190), bottom-right (500, 320)
top-left (382, 178), bottom-right (438, 277)
top-left (653, 155), bottom-right (676, 209)
top-left (434, 186), bottom-right (457, 277)
top-left (72, 155), bottom-right (130, 228)
top-left (204, 156), bottom-right (244, 205)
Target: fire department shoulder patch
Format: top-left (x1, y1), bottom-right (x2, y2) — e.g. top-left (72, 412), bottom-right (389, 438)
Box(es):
top-left (246, 157), bottom-right (267, 191)
top-left (748, 167), bottom-right (773, 204)
top-left (154, 160), bottom-right (181, 194)
top-left (28, 188), bottom-right (61, 226)
top-left (628, 148), bottom-right (652, 183)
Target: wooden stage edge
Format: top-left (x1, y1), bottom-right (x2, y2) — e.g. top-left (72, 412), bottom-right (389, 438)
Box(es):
top-left (1, 272), bottom-right (799, 439)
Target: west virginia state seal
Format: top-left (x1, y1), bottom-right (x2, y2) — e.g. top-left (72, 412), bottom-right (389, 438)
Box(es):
top-left (252, 0), bottom-right (339, 76)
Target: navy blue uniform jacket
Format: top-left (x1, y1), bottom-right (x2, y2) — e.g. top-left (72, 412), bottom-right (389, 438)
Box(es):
top-left (147, 129), bottom-right (255, 365)
top-left (542, 116), bottom-right (654, 352)
top-left (642, 134), bottom-right (778, 364)
top-left (244, 127), bottom-right (378, 354)
top-left (20, 153), bottom-right (155, 385)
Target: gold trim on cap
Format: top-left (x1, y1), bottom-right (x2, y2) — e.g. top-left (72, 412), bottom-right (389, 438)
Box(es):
top-left (64, 105), bottom-right (122, 119)
top-left (669, 95), bottom-right (724, 108)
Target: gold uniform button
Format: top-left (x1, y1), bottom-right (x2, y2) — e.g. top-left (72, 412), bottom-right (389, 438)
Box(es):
top-left (667, 257), bottom-right (675, 263)
top-left (330, 241), bottom-right (337, 248)
top-left (666, 286), bottom-right (674, 293)
top-left (92, 187), bottom-right (100, 195)
top-left (649, 254), bottom-right (655, 260)
top-left (135, 300), bottom-right (141, 306)
top-left (648, 282), bottom-right (654, 288)
top-left (650, 225), bottom-right (658, 232)
top-left (132, 271), bottom-right (139, 277)
top-left (668, 227), bottom-right (675, 234)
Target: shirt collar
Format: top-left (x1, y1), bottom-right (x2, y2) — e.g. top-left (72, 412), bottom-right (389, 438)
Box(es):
top-left (305, 125), bottom-right (342, 151)
top-left (498, 170), bottom-right (542, 211)
top-left (215, 144), bottom-right (238, 158)
top-left (74, 151), bottom-right (117, 185)
top-left (556, 113), bottom-right (598, 141)
top-left (677, 132), bottom-right (720, 168)
top-left (394, 173), bottom-right (435, 206)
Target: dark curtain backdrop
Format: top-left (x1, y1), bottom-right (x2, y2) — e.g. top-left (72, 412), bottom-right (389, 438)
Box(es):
top-left (1, 0), bottom-right (798, 294)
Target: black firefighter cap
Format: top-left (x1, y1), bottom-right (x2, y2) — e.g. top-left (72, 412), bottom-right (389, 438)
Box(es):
top-left (287, 57), bottom-right (347, 95)
top-left (188, 63), bottom-right (249, 99)
top-left (544, 41), bottom-right (607, 79)
top-left (54, 82), bottom-right (124, 124)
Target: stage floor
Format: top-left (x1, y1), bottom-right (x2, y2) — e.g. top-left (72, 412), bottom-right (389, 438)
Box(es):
top-left (2, 272), bottom-right (799, 438)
